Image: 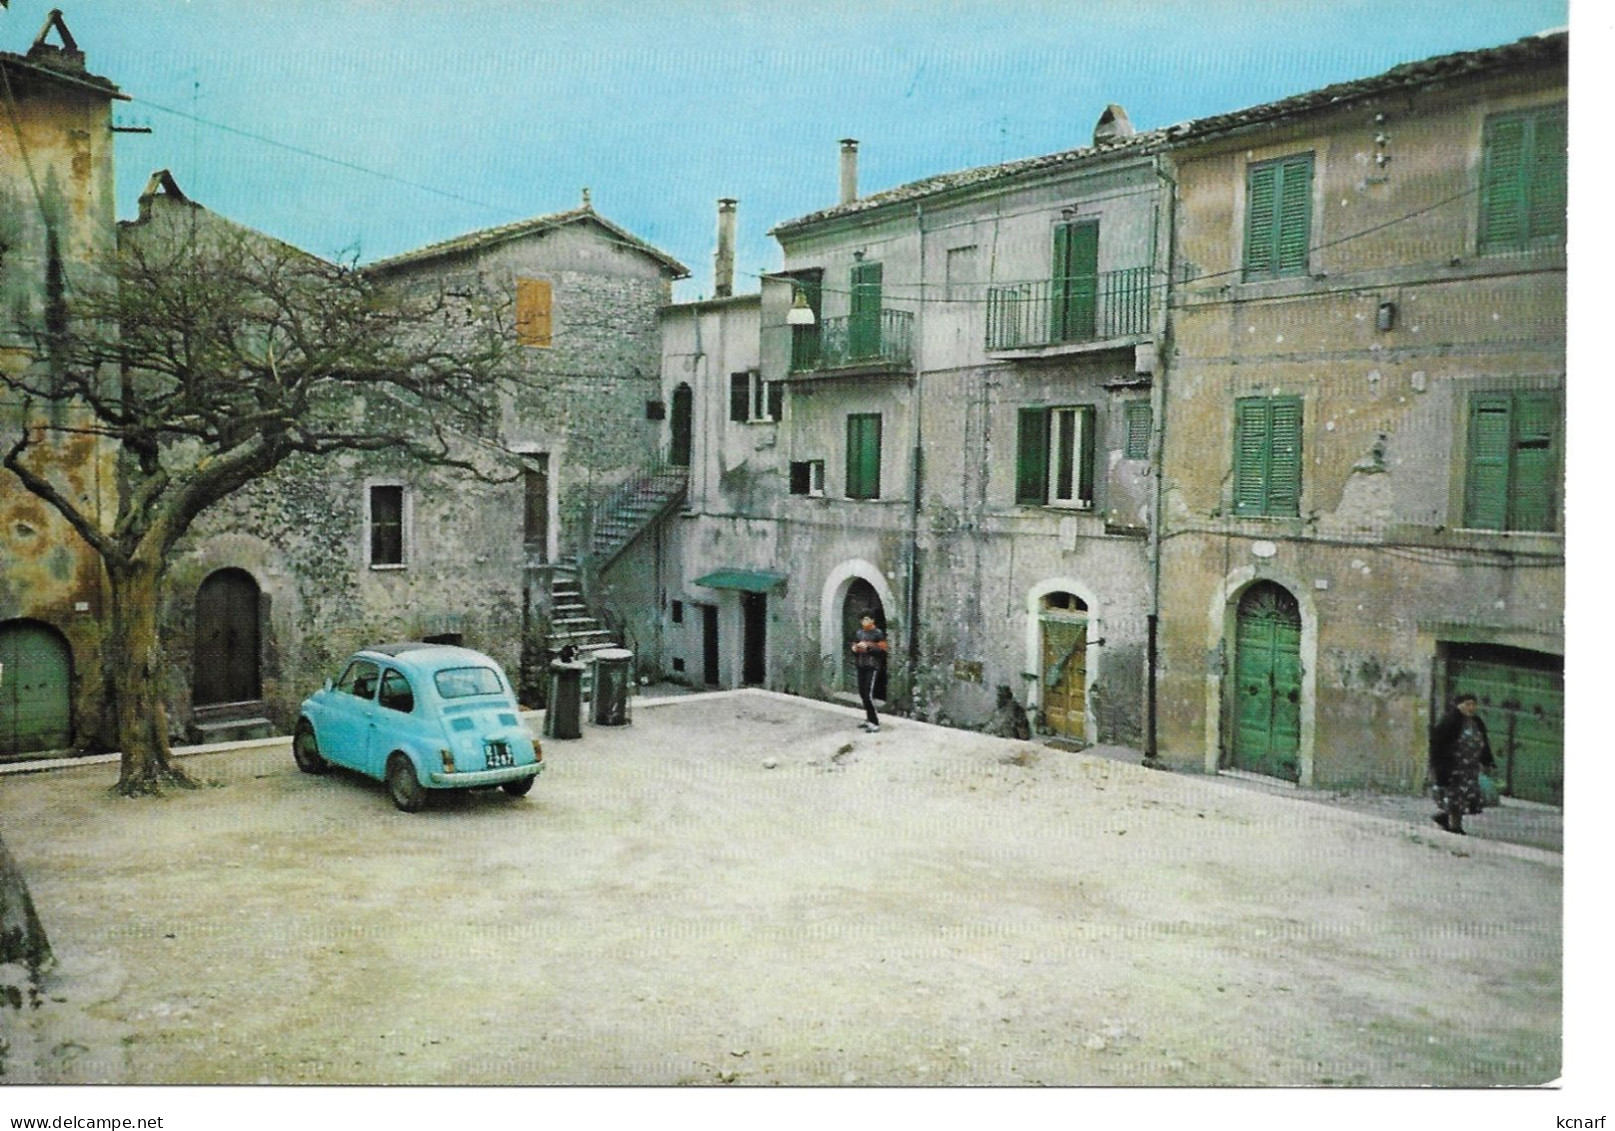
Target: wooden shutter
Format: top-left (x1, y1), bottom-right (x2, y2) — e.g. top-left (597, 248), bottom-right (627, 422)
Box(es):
top-left (1464, 395), bottom-right (1512, 529)
top-left (1274, 156), bottom-right (1313, 277)
top-left (515, 278), bottom-right (552, 347)
top-left (1509, 392), bottom-right (1559, 532)
top-left (1052, 221), bottom-right (1099, 341)
top-left (1233, 399), bottom-right (1271, 515)
top-left (1243, 163), bottom-right (1278, 279)
top-left (1234, 397), bottom-right (1301, 516)
top-left (1125, 400), bottom-right (1152, 460)
top-left (1480, 116), bottom-right (1528, 252)
top-left (846, 413), bottom-right (881, 499)
top-left (1244, 156), bottom-right (1311, 280)
top-left (1526, 107), bottom-right (1568, 245)
top-left (730, 373), bottom-right (751, 422)
top-left (1017, 407), bottom-right (1049, 504)
top-left (1266, 397), bottom-right (1302, 516)
top-left (850, 263), bottom-right (883, 358)
top-left (766, 379), bottom-right (784, 422)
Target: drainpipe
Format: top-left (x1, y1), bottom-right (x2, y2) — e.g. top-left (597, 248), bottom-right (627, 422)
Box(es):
top-left (904, 201), bottom-right (925, 715)
top-left (1144, 154), bottom-right (1178, 766)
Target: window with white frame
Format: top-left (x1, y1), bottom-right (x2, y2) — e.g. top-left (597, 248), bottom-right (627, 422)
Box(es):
top-left (1016, 404), bottom-right (1095, 509)
top-left (729, 370), bottom-right (783, 423)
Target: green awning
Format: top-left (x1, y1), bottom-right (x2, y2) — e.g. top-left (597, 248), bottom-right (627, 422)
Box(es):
top-left (694, 569), bottom-right (787, 593)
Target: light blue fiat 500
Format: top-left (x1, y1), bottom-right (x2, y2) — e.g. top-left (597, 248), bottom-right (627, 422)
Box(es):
top-left (293, 643), bottom-right (543, 812)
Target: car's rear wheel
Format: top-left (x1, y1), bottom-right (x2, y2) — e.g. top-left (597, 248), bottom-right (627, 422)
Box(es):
top-left (386, 753), bottom-right (427, 813)
top-left (292, 719), bottom-right (328, 774)
top-left (501, 775), bottom-right (535, 798)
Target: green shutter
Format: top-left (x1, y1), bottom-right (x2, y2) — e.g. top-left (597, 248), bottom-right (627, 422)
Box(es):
top-left (847, 413), bottom-right (881, 500)
top-left (1052, 221), bottom-right (1099, 341)
top-left (1266, 397), bottom-right (1302, 516)
top-left (850, 262), bottom-right (883, 359)
top-left (1245, 155), bottom-right (1312, 279)
top-left (1125, 401), bottom-right (1152, 460)
top-left (1017, 407), bottom-right (1049, 504)
top-left (1526, 107), bottom-right (1568, 245)
top-left (1508, 392), bottom-right (1558, 532)
top-left (1243, 163), bottom-right (1278, 280)
top-left (1234, 397), bottom-right (1301, 516)
top-left (1275, 156), bottom-right (1313, 277)
top-left (766, 379), bottom-right (784, 422)
top-left (1233, 399), bottom-right (1271, 515)
top-left (1077, 404), bottom-right (1097, 505)
top-left (1480, 116), bottom-right (1528, 252)
top-left (1464, 395), bottom-right (1512, 530)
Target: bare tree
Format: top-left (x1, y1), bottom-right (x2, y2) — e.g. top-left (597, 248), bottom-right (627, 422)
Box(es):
top-left (2, 201), bottom-right (517, 795)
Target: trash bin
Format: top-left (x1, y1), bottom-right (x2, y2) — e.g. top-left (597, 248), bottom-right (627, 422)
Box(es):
top-left (544, 661), bottom-right (586, 739)
top-left (590, 648), bottom-right (635, 727)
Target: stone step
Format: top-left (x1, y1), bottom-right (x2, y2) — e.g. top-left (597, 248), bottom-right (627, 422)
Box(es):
top-left (192, 717), bottom-right (276, 744)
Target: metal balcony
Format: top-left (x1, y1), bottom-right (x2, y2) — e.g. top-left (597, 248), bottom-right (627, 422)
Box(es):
top-left (789, 308), bottom-right (914, 374)
top-left (985, 267), bottom-right (1153, 351)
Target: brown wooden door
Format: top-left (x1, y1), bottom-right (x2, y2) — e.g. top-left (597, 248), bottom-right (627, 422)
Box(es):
top-left (194, 569), bottom-right (261, 706)
top-left (1040, 599), bottom-right (1087, 739)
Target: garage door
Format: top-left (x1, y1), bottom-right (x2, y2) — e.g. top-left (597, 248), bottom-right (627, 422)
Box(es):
top-left (1445, 646), bottom-right (1562, 806)
top-left (0, 620), bottom-right (74, 756)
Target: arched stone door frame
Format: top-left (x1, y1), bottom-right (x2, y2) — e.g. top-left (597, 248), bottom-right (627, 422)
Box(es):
top-left (1206, 567), bottom-right (1318, 786)
top-left (1024, 576), bottom-right (1100, 746)
top-left (820, 559), bottom-right (898, 698)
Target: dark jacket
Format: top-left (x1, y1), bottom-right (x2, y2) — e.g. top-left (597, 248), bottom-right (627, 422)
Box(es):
top-left (1428, 708), bottom-right (1494, 785)
top-left (852, 626), bottom-right (889, 671)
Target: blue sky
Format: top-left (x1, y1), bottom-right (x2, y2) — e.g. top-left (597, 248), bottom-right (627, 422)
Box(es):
top-left (4, 0), bottom-right (1572, 297)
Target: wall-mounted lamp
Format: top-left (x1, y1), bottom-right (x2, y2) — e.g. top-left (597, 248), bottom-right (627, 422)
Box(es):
top-left (1376, 301), bottom-right (1397, 331)
top-left (786, 290), bottom-right (817, 327)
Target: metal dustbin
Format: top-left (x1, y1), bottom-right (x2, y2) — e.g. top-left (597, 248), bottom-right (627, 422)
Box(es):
top-left (544, 661), bottom-right (586, 739)
top-left (590, 648), bottom-right (635, 726)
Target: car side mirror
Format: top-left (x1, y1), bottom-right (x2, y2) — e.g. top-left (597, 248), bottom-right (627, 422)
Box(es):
top-left (324, 678), bottom-right (333, 692)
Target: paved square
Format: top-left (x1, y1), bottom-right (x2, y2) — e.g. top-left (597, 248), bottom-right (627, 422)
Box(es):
top-left (2, 692), bottom-right (1560, 1085)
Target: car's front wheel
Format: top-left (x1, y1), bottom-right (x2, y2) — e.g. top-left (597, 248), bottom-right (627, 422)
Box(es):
top-left (292, 719), bottom-right (328, 775)
top-left (386, 753), bottom-right (427, 813)
top-left (501, 775), bottom-right (535, 798)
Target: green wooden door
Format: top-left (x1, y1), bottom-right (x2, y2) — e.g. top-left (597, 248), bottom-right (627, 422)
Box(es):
top-left (0, 620), bottom-right (73, 756)
top-left (849, 262), bottom-right (882, 359)
top-left (1447, 650), bottom-right (1562, 805)
top-left (1052, 220), bottom-right (1098, 342)
top-left (1231, 583), bottom-right (1302, 781)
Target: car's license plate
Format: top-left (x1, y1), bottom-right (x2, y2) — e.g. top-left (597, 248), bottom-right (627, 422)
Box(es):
top-left (485, 741), bottom-right (513, 768)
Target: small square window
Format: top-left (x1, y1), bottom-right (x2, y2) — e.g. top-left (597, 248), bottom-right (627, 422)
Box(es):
top-left (790, 460), bottom-right (826, 497)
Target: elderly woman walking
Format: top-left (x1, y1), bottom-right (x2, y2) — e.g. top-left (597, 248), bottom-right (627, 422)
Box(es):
top-left (1429, 692), bottom-right (1496, 835)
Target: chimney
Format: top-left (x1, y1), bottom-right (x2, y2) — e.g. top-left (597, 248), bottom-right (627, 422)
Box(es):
top-left (714, 198), bottom-right (737, 299)
top-left (839, 138), bottom-right (859, 205)
top-left (1093, 105), bottom-right (1135, 146)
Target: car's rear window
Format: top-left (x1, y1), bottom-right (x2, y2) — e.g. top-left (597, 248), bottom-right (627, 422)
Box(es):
top-left (434, 666), bottom-right (505, 699)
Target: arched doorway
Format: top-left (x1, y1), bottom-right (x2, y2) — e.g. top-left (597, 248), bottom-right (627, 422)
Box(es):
top-left (0, 619), bottom-right (73, 755)
top-left (1039, 591), bottom-right (1088, 739)
top-left (194, 568), bottom-right (262, 707)
top-left (669, 383), bottom-right (693, 468)
top-left (841, 579), bottom-right (886, 699)
top-left (1231, 581), bottom-right (1302, 781)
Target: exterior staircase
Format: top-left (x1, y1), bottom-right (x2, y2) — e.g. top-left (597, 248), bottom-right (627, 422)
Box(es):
top-left (590, 465), bottom-right (689, 569)
top-left (545, 570), bottom-right (619, 696)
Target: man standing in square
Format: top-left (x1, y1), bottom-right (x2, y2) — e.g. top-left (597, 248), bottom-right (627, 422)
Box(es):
top-left (851, 613), bottom-right (888, 733)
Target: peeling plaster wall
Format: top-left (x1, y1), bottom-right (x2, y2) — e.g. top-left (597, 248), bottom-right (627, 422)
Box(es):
top-left (0, 55), bottom-right (120, 753)
top-left (1155, 62), bottom-right (1566, 789)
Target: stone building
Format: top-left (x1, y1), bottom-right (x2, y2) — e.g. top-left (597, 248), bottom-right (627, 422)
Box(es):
top-left (1152, 31), bottom-right (1566, 796)
top-left (168, 197), bottom-right (688, 737)
top-left (0, 12), bottom-right (123, 756)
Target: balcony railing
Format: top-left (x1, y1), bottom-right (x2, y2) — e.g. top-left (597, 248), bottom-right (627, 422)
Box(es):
top-left (985, 267), bottom-right (1153, 351)
top-left (790, 308), bottom-right (914, 373)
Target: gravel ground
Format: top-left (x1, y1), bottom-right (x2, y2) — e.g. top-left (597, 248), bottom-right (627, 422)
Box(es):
top-left (0, 690), bottom-right (1561, 1090)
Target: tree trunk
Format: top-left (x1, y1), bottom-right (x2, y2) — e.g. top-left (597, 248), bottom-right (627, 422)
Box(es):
top-left (105, 557), bottom-right (195, 796)
top-left (0, 832), bottom-right (52, 986)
